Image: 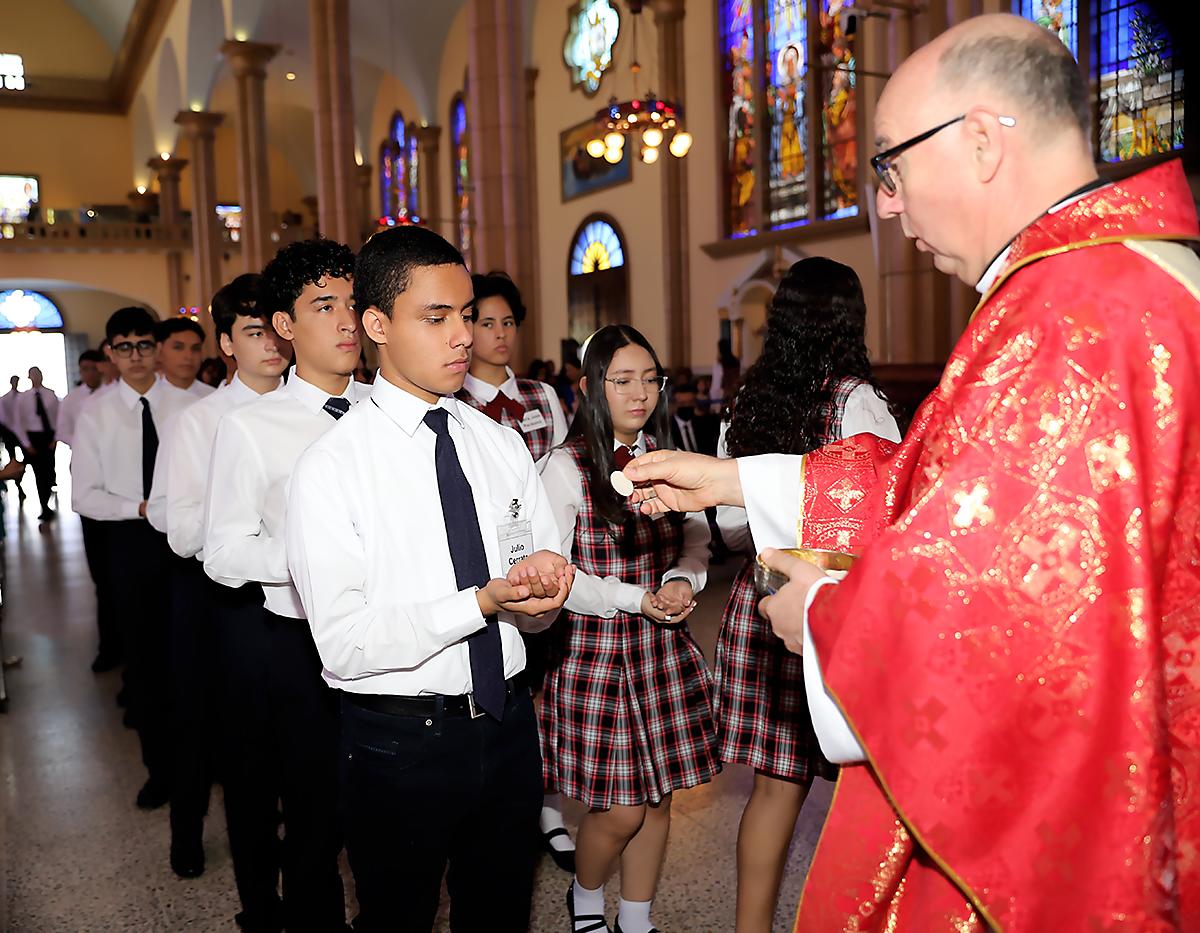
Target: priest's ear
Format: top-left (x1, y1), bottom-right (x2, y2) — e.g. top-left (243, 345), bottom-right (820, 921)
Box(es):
top-left (964, 107), bottom-right (1007, 185)
top-left (361, 306), bottom-right (389, 346)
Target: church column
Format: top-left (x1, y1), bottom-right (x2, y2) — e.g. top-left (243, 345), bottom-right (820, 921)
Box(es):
top-left (309, 0), bottom-right (359, 245)
top-left (413, 125), bottom-right (442, 235)
top-left (651, 0), bottom-right (690, 369)
top-left (175, 110), bottom-right (224, 322)
top-left (467, 0), bottom-right (533, 294)
top-left (150, 154), bottom-right (188, 316)
top-left (221, 39), bottom-right (279, 273)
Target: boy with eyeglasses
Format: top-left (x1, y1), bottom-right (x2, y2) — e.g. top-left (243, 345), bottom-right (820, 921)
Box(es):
top-left (72, 306), bottom-right (197, 809)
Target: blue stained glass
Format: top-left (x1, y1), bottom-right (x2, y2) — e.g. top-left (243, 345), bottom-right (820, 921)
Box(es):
top-left (451, 96), bottom-right (472, 260)
top-left (570, 219), bottom-right (625, 275)
top-left (1013, 0), bottom-right (1079, 58)
top-left (0, 289), bottom-right (64, 330)
top-left (406, 133), bottom-right (420, 217)
top-left (722, 0), bottom-right (758, 237)
top-left (766, 0), bottom-right (808, 227)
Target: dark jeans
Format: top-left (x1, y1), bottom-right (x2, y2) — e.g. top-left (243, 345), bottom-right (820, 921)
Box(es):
top-left (341, 686), bottom-right (543, 933)
top-left (81, 516), bottom-right (121, 661)
top-left (213, 600), bottom-right (344, 933)
top-left (107, 519), bottom-right (172, 786)
top-left (169, 556), bottom-right (216, 845)
top-left (25, 430), bottom-right (55, 510)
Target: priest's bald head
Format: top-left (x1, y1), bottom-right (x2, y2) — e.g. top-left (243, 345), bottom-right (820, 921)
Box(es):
top-left (873, 13), bottom-right (1098, 287)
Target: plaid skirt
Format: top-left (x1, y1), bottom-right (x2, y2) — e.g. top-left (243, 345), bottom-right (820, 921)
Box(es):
top-left (541, 609), bottom-right (721, 809)
top-left (713, 560), bottom-right (838, 782)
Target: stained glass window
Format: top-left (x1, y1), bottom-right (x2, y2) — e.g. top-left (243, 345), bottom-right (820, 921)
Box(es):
top-left (1095, 1), bottom-right (1183, 162)
top-left (818, 1), bottom-right (858, 219)
top-left (0, 289), bottom-right (63, 330)
top-left (570, 219), bottom-right (625, 275)
top-left (1014, 0), bottom-right (1079, 57)
top-left (721, 0), bottom-right (758, 238)
top-left (378, 141), bottom-right (393, 219)
top-left (406, 130), bottom-right (420, 218)
top-left (765, 0), bottom-right (808, 229)
top-left (378, 113), bottom-right (407, 220)
top-left (451, 95), bottom-right (472, 262)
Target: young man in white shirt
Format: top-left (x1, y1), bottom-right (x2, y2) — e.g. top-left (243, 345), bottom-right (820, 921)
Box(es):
top-left (146, 273), bottom-right (290, 882)
top-left (13, 365), bottom-right (60, 521)
top-left (71, 306), bottom-right (196, 809)
top-left (287, 226), bottom-right (575, 932)
top-left (156, 316), bottom-right (214, 398)
top-left (203, 239), bottom-right (362, 933)
top-left (55, 349), bottom-right (104, 448)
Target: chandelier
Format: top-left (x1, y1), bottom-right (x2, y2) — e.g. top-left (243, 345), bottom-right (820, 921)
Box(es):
top-left (585, 0), bottom-right (692, 165)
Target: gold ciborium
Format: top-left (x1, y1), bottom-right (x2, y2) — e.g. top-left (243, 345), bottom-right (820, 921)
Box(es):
top-left (753, 547), bottom-right (858, 596)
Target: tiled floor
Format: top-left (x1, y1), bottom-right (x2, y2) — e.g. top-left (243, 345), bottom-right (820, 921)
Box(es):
top-left (1, 464), bottom-right (830, 932)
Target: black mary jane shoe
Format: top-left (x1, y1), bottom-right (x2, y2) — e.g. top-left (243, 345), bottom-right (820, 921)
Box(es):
top-left (170, 837), bottom-right (205, 879)
top-left (542, 826), bottom-right (577, 873)
top-left (566, 884), bottom-right (610, 933)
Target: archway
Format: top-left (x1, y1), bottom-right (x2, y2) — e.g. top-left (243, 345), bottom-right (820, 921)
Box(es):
top-left (566, 215), bottom-right (629, 344)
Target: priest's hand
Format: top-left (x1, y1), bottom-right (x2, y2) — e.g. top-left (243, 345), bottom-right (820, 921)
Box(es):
top-left (758, 548), bottom-right (826, 655)
top-left (506, 550), bottom-right (571, 599)
top-left (623, 450), bottom-right (744, 515)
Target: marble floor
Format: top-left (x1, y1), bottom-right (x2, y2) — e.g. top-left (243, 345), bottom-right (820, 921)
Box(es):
top-left (0, 462), bottom-right (831, 932)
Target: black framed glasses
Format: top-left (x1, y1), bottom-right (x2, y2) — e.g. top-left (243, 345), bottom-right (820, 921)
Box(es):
top-left (870, 113), bottom-right (1016, 196)
top-left (111, 340), bottom-right (157, 358)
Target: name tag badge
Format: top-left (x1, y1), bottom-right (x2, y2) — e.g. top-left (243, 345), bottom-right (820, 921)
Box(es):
top-left (519, 409), bottom-right (547, 433)
top-left (498, 520), bottom-right (534, 571)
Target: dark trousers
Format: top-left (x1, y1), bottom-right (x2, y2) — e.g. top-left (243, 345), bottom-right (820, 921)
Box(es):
top-left (341, 686), bottom-right (543, 933)
top-left (107, 519), bottom-right (173, 786)
top-left (81, 517), bottom-right (121, 661)
top-left (213, 600), bottom-right (344, 933)
top-left (25, 430), bottom-right (55, 510)
top-left (169, 556), bottom-right (216, 845)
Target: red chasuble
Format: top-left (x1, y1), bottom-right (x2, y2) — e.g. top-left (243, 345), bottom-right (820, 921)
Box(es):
top-left (794, 161), bottom-right (1200, 931)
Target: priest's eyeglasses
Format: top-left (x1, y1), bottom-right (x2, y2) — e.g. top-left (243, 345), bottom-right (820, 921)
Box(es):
top-left (111, 340), bottom-right (157, 358)
top-left (871, 113), bottom-right (1016, 196)
top-left (605, 375), bottom-right (668, 395)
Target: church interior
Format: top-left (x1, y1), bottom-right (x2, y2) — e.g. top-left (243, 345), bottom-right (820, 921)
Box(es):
top-left (0, 0), bottom-right (1193, 929)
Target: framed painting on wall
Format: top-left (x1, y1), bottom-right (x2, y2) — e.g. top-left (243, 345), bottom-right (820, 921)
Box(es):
top-left (560, 119), bottom-right (632, 202)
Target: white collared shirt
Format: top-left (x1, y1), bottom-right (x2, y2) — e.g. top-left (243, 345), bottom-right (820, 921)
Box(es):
top-left (71, 378), bottom-right (196, 521)
top-left (158, 373), bottom-right (216, 399)
top-left (55, 383), bottom-right (100, 448)
top-left (460, 367), bottom-right (569, 469)
top-left (147, 371), bottom-right (281, 559)
top-left (540, 432), bottom-right (711, 617)
top-left (203, 369), bottom-right (369, 618)
top-left (11, 385), bottom-right (61, 446)
top-left (286, 375), bottom-right (562, 695)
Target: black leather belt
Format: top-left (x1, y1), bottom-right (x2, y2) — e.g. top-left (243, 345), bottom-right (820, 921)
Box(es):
top-left (345, 675), bottom-right (527, 720)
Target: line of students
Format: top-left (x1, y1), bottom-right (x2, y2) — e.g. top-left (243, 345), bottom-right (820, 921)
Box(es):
top-left (65, 228), bottom-right (872, 933)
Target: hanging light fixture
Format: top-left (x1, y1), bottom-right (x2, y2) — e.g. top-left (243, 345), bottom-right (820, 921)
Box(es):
top-left (585, 0), bottom-right (690, 163)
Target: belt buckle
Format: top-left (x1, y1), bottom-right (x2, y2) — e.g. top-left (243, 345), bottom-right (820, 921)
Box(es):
top-left (466, 692), bottom-right (486, 720)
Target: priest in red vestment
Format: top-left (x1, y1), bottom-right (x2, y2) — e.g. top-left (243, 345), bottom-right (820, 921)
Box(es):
top-left (624, 13), bottom-right (1200, 931)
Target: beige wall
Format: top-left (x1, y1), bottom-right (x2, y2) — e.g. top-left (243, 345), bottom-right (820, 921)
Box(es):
top-left (1, 110), bottom-right (134, 209)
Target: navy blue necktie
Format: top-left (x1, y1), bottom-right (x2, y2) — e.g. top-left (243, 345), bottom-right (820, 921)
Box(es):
top-left (140, 397), bottom-right (157, 499)
top-left (323, 397), bottom-right (350, 420)
top-left (423, 408), bottom-right (506, 719)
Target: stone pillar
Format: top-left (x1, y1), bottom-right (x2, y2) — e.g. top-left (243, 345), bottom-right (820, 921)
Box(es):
top-left (651, 0), bottom-right (690, 368)
top-left (357, 163), bottom-right (374, 241)
top-left (309, 0), bottom-right (359, 246)
top-left (175, 110), bottom-right (224, 323)
top-left (221, 40), bottom-right (278, 273)
top-left (413, 125), bottom-right (442, 235)
top-left (150, 154), bottom-right (188, 316)
top-left (467, 0), bottom-right (533, 297)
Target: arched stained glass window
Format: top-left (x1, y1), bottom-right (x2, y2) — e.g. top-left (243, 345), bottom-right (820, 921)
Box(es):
top-left (378, 112), bottom-right (408, 220)
top-left (721, 0), bottom-right (758, 237)
top-left (766, 0), bottom-right (808, 229)
top-left (570, 218), bottom-right (625, 275)
top-left (406, 129), bottom-right (420, 218)
top-left (378, 140), bottom-right (394, 218)
top-left (818, 0), bottom-right (858, 220)
top-left (450, 94), bottom-right (472, 262)
top-left (0, 289), bottom-right (64, 330)
top-left (1014, 1), bottom-right (1183, 163)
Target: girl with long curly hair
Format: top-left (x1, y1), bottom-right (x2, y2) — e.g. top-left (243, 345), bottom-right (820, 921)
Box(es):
top-left (716, 257), bottom-right (900, 933)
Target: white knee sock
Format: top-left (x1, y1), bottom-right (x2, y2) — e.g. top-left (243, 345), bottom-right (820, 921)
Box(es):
top-left (617, 897), bottom-right (653, 933)
top-left (541, 794), bottom-right (575, 852)
top-left (571, 878), bottom-right (606, 927)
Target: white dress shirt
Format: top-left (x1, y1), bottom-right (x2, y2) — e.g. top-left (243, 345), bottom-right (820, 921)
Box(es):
top-left (71, 378), bottom-right (196, 522)
top-left (541, 433), bottom-right (710, 617)
top-left (287, 376), bottom-right (563, 695)
top-left (461, 367), bottom-right (569, 469)
top-left (0, 389), bottom-right (18, 431)
top-left (203, 369), bottom-right (369, 618)
top-left (12, 386), bottom-right (62, 447)
top-left (159, 373), bottom-right (216, 399)
top-left (147, 372), bottom-right (280, 559)
top-left (55, 384), bottom-right (99, 448)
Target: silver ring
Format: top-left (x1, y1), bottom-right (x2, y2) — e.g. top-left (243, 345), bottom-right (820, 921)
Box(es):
top-left (664, 614), bottom-right (673, 621)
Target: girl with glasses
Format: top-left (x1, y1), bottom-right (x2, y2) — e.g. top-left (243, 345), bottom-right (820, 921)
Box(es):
top-left (540, 324), bottom-right (719, 933)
